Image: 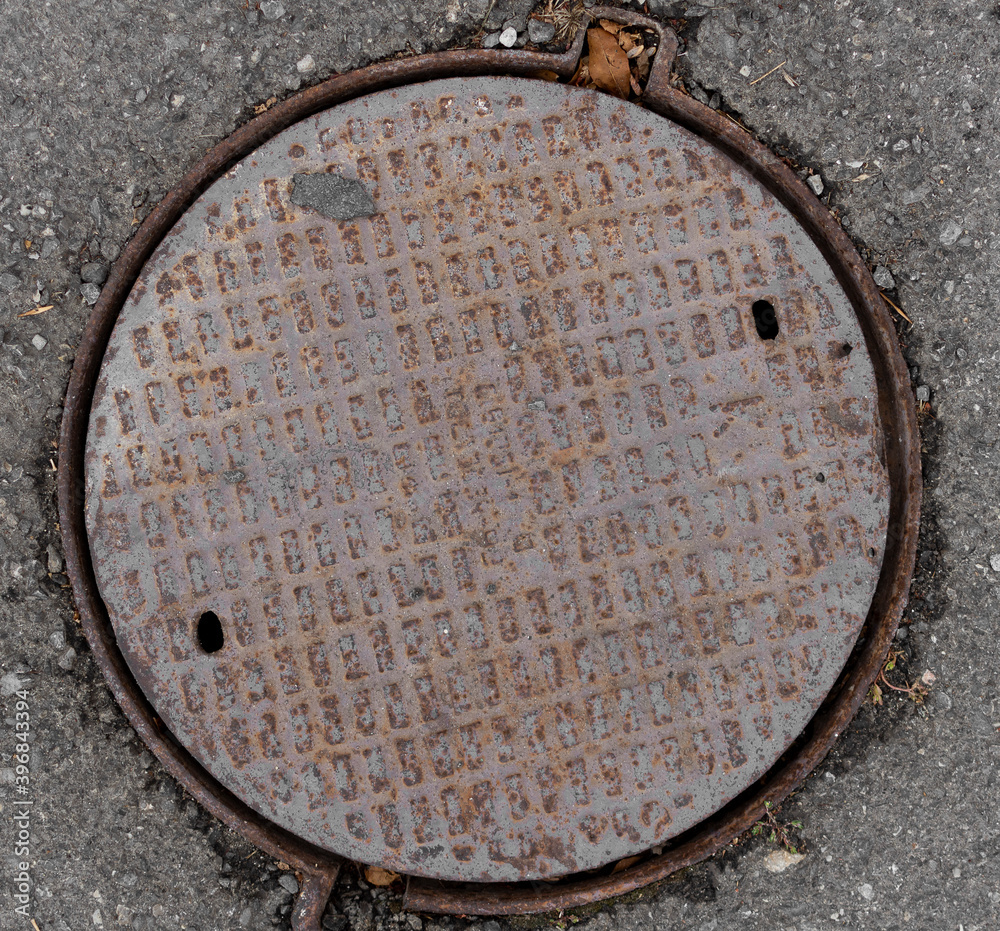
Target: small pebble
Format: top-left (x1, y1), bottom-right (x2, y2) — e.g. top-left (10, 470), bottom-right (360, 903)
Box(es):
top-left (57, 647), bottom-right (77, 671)
top-left (32, 334), bottom-right (48, 351)
top-left (151, 905), bottom-right (164, 919)
top-left (894, 626), bottom-right (907, 641)
top-left (931, 690), bottom-right (952, 712)
top-left (806, 174), bottom-right (824, 196)
top-left (858, 883), bottom-right (874, 902)
top-left (527, 18), bottom-right (556, 44)
top-left (873, 265), bottom-right (895, 289)
top-left (499, 26), bottom-right (518, 47)
top-left (259, 0), bottom-right (286, 20)
top-left (50, 629), bottom-right (67, 650)
top-left (739, 65), bottom-right (752, 77)
top-left (297, 54), bottom-right (315, 73)
top-left (482, 31), bottom-right (500, 49)
top-left (939, 220), bottom-right (963, 246)
top-left (991, 554), bottom-right (1000, 572)
top-left (915, 386), bottom-right (931, 403)
top-left (81, 283), bottom-right (101, 305)
top-left (278, 874), bottom-right (299, 894)
top-left (80, 261), bottom-right (109, 284)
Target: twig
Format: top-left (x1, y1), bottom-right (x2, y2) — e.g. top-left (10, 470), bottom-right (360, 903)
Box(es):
top-left (32, 921), bottom-right (42, 931)
top-left (749, 60), bottom-right (787, 86)
top-left (480, 0), bottom-right (497, 30)
top-left (880, 292), bottom-right (913, 324)
top-left (18, 305), bottom-right (53, 317)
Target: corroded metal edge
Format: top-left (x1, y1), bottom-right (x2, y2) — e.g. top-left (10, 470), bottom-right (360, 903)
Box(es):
top-left (58, 5), bottom-right (919, 918)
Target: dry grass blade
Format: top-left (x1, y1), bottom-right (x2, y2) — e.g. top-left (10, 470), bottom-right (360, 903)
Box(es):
top-left (548, 0), bottom-right (589, 42)
top-left (587, 27), bottom-right (631, 99)
top-left (881, 291), bottom-right (913, 324)
top-left (749, 59), bottom-right (787, 86)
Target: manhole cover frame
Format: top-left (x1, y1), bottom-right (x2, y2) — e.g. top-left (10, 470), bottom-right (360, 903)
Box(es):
top-left (58, 7), bottom-right (920, 923)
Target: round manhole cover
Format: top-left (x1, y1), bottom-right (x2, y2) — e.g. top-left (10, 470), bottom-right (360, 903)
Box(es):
top-left (84, 75), bottom-right (891, 883)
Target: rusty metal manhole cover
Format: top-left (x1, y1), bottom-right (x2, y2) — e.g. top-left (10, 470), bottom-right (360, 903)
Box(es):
top-left (62, 21), bottom-right (919, 914)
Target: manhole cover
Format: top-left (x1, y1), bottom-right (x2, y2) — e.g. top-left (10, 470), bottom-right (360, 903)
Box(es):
top-left (62, 15), bottom-right (919, 916)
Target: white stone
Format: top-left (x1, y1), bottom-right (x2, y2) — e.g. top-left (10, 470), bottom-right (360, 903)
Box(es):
top-left (764, 849), bottom-right (806, 872)
top-left (499, 26), bottom-right (518, 47)
top-left (32, 334), bottom-right (47, 351)
top-left (806, 174), bottom-right (824, 196)
top-left (0, 673), bottom-right (27, 697)
top-left (990, 554), bottom-right (1000, 572)
top-left (858, 882), bottom-right (875, 901)
top-left (297, 54), bottom-right (316, 73)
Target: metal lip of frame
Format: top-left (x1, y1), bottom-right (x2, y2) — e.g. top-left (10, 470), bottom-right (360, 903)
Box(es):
top-left (58, 6), bottom-right (920, 921)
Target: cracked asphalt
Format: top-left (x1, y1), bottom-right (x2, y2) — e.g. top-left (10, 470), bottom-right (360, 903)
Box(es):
top-left (1, 1), bottom-right (998, 929)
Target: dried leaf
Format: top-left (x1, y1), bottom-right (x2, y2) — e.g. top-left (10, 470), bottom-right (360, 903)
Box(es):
top-left (364, 865), bottom-right (400, 887)
top-left (618, 30), bottom-right (639, 53)
top-left (611, 854), bottom-right (643, 873)
top-left (569, 56), bottom-right (591, 87)
top-left (530, 69), bottom-right (561, 82)
top-left (629, 73), bottom-right (643, 96)
top-left (587, 27), bottom-right (631, 100)
top-left (599, 18), bottom-right (625, 34)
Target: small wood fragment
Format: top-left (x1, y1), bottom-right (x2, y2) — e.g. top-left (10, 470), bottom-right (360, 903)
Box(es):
top-left (18, 304), bottom-right (53, 317)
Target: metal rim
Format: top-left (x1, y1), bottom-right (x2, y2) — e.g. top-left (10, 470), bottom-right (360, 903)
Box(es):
top-left (58, 7), bottom-right (920, 919)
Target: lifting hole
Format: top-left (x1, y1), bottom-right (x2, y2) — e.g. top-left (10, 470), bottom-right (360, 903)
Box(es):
top-left (840, 342), bottom-right (854, 358)
top-left (752, 300), bottom-right (779, 340)
top-left (197, 611), bottom-right (225, 654)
